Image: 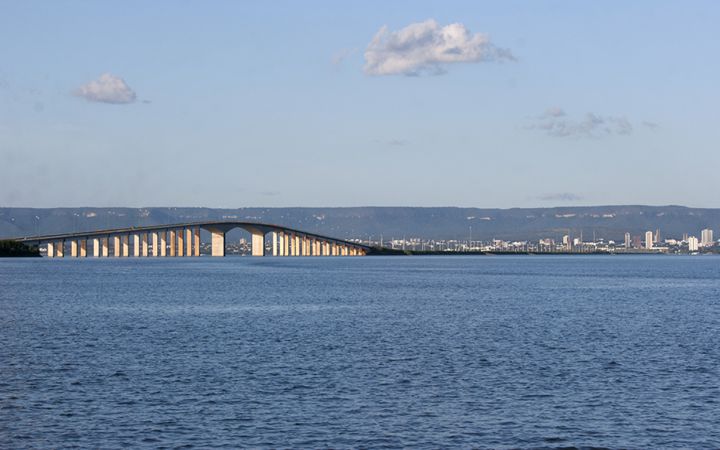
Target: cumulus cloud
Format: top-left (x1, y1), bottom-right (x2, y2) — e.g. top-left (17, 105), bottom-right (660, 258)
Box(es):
top-left (73, 73), bottom-right (137, 104)
top-left (529, 108), bottom-right (634, 138)
top-left (364, 19), bottom-right (514, 76)
top-left (538, 192), bottom-right (583, 201)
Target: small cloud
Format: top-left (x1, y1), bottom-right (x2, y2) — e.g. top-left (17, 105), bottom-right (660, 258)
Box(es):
top-left (331, 48), bottom-right (358, 66)
top-left (73, 73), bottom-right (137, 104)
top-left (364, 19), bottom-right (514, 76)
top-left (538, 192), bottom-right (583, 201)
top-left (642, 121), bottom-right (659, 129)
top-left (528, 108), bottom-right (635, 138)
top-left (542, 106), bottom-right (566, 118)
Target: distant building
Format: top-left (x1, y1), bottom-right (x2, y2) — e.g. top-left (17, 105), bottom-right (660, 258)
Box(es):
top-left (645, 231), bottom-right (654, 249)
top-left (688, 236), bottom-right (699, 252)
top-left (562, 235), bottom-right (571, 250)
top-left (701, 228), bottom-right (714, 246)
top-left (624, 232), bottom-right (631, 249)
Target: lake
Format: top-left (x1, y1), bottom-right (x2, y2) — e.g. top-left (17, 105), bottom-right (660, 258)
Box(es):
top-left (1, 256), bottom-right (718, 448)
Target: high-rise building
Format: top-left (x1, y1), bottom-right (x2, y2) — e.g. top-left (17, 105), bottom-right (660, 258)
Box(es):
top-left (624, 232), bottom-right (631, 249)
top-left (645, 231), bottom-right (654, 249)
top-left (562, 235), bottom-right (571, 250)
top-left (701, 228), bottom-right (714, 246)
top-left (688, 236), bottom-right (699, 252)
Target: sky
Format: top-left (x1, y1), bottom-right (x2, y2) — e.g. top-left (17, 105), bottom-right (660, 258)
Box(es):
top-left (1, 1), bottom-right (719, 208)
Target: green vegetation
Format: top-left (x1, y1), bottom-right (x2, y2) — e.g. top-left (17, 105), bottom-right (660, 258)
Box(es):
top-left (0, 240), bottom-right (40, 257)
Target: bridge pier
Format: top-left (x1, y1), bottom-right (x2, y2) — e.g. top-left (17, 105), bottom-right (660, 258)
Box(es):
top-left (168, 230), bottom-right (176, 257)
top-left (251, 231), bottom-right (264, 256)
top-left (160, 232), bottom-right (167, 257)
top-left (185, 228), bottom-right (192, 257)
top-left (211, 230), bottom-right (225, 257)
top-left (177, 229), bottom-right (184, 257)
top-left (122, 235), bottom-right (130, 257)
top-left (142, 233), bottom-right (149, 257)
top-left (133, 234), bottom-right (140, 257)
top-left (152, 232), bottom-right (159, 256)
top-left (193, 227), bottom-right (200, 257)
top-left (112, 236), bottom-right (120, 257)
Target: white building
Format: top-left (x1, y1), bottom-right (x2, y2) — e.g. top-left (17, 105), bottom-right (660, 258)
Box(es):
top-left (645, 231), bottom-right (654, 249)
top-left (624, 232), bottom-right (631, 249)
top-left (688, 236), bottom-right (699, 252)
top-left (701, 228), bottom-right (714, 247)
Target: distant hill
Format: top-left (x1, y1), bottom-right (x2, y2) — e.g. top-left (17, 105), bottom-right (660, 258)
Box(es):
top-left (1, 206), bottom-right (718, 242)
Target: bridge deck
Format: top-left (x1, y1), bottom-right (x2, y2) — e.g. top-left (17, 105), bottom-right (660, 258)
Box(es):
top-left (10, 221), bottom-right (369, 257)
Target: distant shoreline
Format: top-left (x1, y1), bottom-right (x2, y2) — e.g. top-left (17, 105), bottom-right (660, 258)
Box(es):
top-left (366, 248), bottom-right (711, 256)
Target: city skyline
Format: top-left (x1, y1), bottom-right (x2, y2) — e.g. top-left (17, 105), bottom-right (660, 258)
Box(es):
top-left (2, 1), bottom-right (720, 208)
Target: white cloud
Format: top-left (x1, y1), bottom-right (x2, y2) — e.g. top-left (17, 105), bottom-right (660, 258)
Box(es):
top-left (73, 73), bottom-right (136, 104)
top-left (364, 19), bottom-right (514, 76)
top-left (529, 109), bottom-right (634, 138)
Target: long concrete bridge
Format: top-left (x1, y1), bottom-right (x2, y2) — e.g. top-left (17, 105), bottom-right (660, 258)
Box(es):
top-left (13, 221), bottom-right (369, 258)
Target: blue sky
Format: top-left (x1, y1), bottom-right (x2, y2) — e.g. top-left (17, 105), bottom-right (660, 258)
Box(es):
top-left (1, 1), bottom-right (719, 208)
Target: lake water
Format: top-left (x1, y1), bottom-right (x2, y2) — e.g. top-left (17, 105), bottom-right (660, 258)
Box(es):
top-left (1, 256), bottom-right (719, 449)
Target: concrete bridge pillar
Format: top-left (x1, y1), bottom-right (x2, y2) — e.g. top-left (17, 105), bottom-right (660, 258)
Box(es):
top-left (142, 233), bottom-right (149, 257)
top-left (177, 229), bottom-right (185, 257)
top-left (283, 233), bottom-right (289, 256)
top-left (55, 240), bottom-right (64, 257)
top-left (160, 232), bottom-right (167, 257)
top-left (185, 228), bottom-right (193, 257)
top-left (93, 238), bottom-right (100, 257)
top-left (251, 231), bottom-right (265, 256)
top-left (193, 227), bottom-right (200, 256)
top-left (272, 232), bottom-right (278, 256)
top-left (122, 235), bottom-right (130, 257)
top-left (46, 241), bottom-right (55, 258)
top-left (71, 240), bottom-right (79, 257)
top-left (80, 239), bottom-right (87, 257)
top-left (133, 234), bottom-right (140, 257)
top-left (102, 237), bottom-right (109, 257)
top-left (113, 236), bottom-right (121, 257)
top-left (169, 230), bottom-right (176, 257)
top-left (211, 230), bottom-right (225, 257)
top-left (152, 232), bottom-right (159, 256)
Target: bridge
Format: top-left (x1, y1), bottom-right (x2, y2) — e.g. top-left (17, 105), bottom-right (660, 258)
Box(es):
top-left (13, 221), bottom-right (370, 258)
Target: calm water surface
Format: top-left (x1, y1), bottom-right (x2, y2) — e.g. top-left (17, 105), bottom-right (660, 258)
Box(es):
top-left (1, 256), bottom-right (719, 449)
